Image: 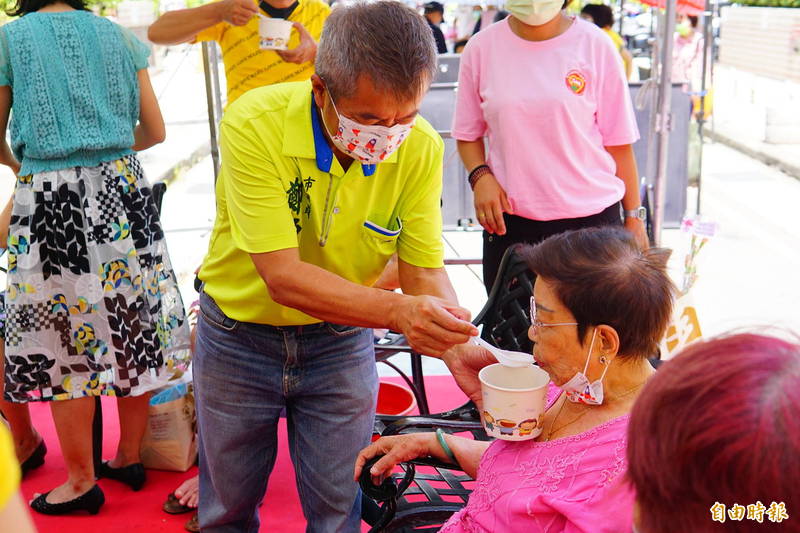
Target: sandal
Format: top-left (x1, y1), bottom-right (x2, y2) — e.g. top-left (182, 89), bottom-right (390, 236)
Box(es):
top-left (163, 492), bottom-right (194, 515)
top-left (185, 513), bottom-right (199, 532)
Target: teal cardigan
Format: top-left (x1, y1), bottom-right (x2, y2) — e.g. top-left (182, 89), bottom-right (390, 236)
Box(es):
top-left (0, 10), bottom-right (150, 175)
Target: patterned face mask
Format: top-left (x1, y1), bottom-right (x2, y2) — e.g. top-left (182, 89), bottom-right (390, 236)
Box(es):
top-left (320, 87), bottom-right (414, 165)
top-left (561, 328), bottom-right (610, 405)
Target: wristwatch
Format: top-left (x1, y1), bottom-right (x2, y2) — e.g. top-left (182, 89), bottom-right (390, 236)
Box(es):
top-left (623, 206), bottom-right (647, 221)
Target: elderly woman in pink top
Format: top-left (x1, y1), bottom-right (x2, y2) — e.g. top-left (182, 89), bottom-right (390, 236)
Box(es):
top-left (454, 0), bottom-right (648, 293)
top-left (356, 227), bottom-right (674, 532)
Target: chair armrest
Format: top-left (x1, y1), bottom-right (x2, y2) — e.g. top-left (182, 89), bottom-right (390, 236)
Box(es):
top-left (360, 455), bottom-right (417, 532)
top-left (360, 456), bottom-right (417, 503)
top-left (373, 344), bottom-right (413, 357)
top-left (381, 416), bottom-right (484, 437)
top-left (360, 451), bottom-right (475, 532)
top-left (378, 400), bottom-right (481, 435)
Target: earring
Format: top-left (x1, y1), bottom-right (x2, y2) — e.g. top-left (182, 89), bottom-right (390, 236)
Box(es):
top-left (600, 355), bottom-right (608, 365)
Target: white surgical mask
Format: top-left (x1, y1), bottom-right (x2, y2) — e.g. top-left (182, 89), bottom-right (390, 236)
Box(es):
top-left (321, 89), bottom-right (414, 165)
top-left (506, 0), bottom-right (563, 26)
top-left (561, 328), bottom-right (610, 405)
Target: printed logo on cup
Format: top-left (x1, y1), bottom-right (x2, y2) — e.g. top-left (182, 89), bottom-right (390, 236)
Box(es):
top-left (479, 363), bottom-right (550, 441)
top-left (259, 17), bottom-right (293, 51)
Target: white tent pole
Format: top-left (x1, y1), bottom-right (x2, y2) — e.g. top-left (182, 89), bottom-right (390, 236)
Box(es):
top-left (643, 14), bottom-right (662, 201)
top-left (202, 42), bottom-right (222, 182)
top-left (652, 0), bottom-right (677, 246)
top-left (695, 0), bottom-right (713, 215)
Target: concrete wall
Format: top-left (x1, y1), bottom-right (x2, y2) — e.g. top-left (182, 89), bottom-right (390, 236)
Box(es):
top-left (712, 64), bottom-right (800, 144)
top-left (717, 7), bottom-right (800, 144)
top-left (719, 5), bottom-right (800, 83)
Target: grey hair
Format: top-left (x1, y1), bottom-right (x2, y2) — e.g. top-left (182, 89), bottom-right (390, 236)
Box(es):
top-left (315, 0), bottom-right (437, 102)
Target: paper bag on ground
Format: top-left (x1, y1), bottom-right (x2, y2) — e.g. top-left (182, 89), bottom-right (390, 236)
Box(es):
top-left (140, 383), bottom-right (197, 472)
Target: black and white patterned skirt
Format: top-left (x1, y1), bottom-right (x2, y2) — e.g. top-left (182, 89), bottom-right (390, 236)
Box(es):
top-left (3, 155), bottom-right (191, 402)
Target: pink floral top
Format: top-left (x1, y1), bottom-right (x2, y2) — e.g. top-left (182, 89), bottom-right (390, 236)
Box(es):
top-left (440, 385), bottom-right (634, 533)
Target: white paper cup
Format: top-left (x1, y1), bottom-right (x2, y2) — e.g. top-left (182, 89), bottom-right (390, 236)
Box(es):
top-left (259, 17), bottom-right (293, 50)
top-left (479, 363), bottom-right (550, 441)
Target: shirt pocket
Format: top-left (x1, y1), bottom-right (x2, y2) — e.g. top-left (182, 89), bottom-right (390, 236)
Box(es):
top-left (361, 216), bottom-right (402, 257)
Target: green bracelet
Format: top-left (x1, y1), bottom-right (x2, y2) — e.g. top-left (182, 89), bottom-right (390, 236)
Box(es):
top-left (435, 428), bottom-right (458, 465)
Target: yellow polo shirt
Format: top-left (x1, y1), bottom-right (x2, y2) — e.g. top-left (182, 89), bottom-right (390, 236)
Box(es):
top-left (0, 425), bottom-right (20, 511)
top-left (199, 81), bottom-right (445, 326)
top-left (195, 0), bottom-right (330, 105)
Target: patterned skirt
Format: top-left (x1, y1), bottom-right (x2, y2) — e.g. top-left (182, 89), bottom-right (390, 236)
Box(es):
top-left (3, 155), bottom-right (191, 402)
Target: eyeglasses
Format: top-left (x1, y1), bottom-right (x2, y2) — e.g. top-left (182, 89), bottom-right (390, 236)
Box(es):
top-left (529, 296), bottom-right (578, 331)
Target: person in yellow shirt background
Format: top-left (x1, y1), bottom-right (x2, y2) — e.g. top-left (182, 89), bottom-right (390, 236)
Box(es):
top-left (148, 0), bottom-right (330, 105)
top-left (581, 3), bottom-right (633, 80)
top-left (0, 424), bottom-right (36, 533)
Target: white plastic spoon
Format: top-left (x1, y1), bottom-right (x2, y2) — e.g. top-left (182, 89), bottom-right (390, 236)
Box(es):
top-left (470, 335), bottom-right (534, 368)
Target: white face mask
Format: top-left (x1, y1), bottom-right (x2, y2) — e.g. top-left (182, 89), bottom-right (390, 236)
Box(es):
top-left (321, 89), bottom-right (414, 165)
top-left (561, 328), bottom-right (610, 405)
top-left (506, 0), bottom-right (563, 26)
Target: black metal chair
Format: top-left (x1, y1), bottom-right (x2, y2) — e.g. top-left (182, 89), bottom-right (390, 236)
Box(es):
top-left (362, 243), bottom-right (536, 532)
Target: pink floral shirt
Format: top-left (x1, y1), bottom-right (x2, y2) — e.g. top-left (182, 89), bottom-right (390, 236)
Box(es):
top-left (440, 385), bottom-right (634, 533)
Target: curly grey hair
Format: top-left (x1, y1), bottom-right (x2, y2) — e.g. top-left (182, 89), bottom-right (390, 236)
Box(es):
top-left (315, 0), bottom-right (437, 102)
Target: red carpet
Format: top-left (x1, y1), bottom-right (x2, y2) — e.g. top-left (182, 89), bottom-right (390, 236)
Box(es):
top-left (21, 375), bottom-right (469, 533)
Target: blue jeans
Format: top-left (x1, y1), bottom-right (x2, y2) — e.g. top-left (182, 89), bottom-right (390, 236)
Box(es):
top-left (193, 292), bottom-right (378, 533)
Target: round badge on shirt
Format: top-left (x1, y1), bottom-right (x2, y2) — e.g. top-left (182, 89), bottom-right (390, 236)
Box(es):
top-left (565, 70), bottom-right (587, 95)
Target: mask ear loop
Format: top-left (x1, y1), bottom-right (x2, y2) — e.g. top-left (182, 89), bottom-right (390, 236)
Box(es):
top-left (323, 83), bottom-right (342, 117)
top-left (582, 328), bottom-right (611, 382)
top-left (322, 79), bottom-right (415, 133)
top-left (317, 82), bottom-right (341, 141)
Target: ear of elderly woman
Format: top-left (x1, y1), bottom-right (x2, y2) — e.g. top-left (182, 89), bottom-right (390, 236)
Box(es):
top-left (356, 227), bottom-right (675, 532)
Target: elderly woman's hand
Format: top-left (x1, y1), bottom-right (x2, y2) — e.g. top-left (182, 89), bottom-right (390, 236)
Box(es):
top-left (354, 434), bottom-right (439, 486)
top-left (441, 344), bottom-right (497, 411)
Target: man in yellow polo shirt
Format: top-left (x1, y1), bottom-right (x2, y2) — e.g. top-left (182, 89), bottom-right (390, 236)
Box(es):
top-left (192, 3), bottom-right (477, 532)
top-left (148, 0), bottom-right (330, 105)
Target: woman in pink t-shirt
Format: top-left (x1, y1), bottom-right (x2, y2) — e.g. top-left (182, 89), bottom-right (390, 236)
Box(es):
top-left (671, 15), bottom-right (703, 91)
top-left (357, 227), bottom-right (675, 532)
top-left (453, 0), bottom-right (647, 292)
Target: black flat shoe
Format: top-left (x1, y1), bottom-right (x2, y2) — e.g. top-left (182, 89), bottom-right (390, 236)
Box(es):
top-left (30, 485), bottom-right (104, 515)
top-left (97, 461), bottom-right (146, 491)
top-left (20, 440), bottom-right (47, 477)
